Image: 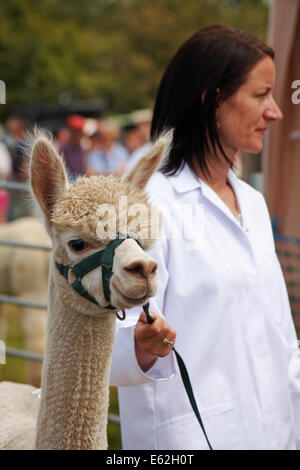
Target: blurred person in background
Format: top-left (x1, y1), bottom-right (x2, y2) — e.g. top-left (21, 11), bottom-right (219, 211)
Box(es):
top-left (0, 138), bottom-right (12, 222)
top-left (54, 126), bottom-right (70, 147)
top-left (0, 137), bottom-right (12, 223)
top-left (0, 140), bottom-right (12, 181)
top-left (2, 116), bottom-right (31, 220)
top-left (86, 119), bottom-right (129, 177)
top-left (125, 108), bottom-right (153, 172)
top-left (131, 108), bottom-right (152, 146)
top-left (88, 130), bottom-right (102, 153)
top-left (4, 115), bottom-right (27, 182)
top-left (60, 115), bottom-right (86, 180)
top-left (0, 189), bottom-right (10, 223)
top-left (123, 123), bottom-right (144, 155)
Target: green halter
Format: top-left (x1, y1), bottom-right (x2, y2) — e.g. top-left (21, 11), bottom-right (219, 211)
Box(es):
top-left (55, 233), bottom-right (149, 318)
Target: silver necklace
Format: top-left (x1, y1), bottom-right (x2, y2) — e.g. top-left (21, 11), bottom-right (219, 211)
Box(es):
top-left (234, 212), bottom-right (243, 227)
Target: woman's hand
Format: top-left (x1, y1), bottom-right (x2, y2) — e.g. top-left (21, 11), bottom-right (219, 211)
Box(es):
top-left (134, 310), bottom-right (176, 372)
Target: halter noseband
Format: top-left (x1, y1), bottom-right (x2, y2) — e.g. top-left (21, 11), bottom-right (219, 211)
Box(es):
top-left (55, 233), bottom-right (150, 320)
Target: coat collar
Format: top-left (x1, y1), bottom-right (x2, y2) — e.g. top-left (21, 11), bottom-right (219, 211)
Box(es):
top-left (168, 163), bottom-right (243, 195)
top-left (168, 163), bottom-right (248, 232)
top-left (168, 163), bottom-right (202, 193)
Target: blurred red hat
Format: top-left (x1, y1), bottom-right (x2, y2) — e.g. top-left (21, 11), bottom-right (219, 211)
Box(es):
top-left (66, 114), bottom-right (85, 131)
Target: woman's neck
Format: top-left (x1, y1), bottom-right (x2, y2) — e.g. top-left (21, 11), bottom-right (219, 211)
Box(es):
top-left (192, 154), bottom-right (231, 192)
top-left (191, 150), bottom-right (240, 216)
top-left (191, 137), bottom-right (240, 191)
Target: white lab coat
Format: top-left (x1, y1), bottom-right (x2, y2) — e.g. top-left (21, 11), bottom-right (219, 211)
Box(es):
top-left (110, 163), bottom-right (300, 450)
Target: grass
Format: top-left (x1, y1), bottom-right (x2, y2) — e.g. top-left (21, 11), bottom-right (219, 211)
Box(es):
top-left (108, 386), bottom-right (122, 450)
top-left (0, 304), bottom-right (27, 384)
top-left (0, 304), bottom-right (122, 449)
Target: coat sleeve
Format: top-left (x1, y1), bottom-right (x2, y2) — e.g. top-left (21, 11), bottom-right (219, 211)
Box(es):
top-left (109, 223), bottom-right (176, 387)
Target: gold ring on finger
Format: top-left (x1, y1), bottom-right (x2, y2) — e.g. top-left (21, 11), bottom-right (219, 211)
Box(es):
top-left (162, 337), bottom-right (174, 346)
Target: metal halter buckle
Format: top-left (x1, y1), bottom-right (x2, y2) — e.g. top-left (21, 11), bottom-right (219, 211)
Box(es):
top-left (115, 309), bottom-right (126, 321)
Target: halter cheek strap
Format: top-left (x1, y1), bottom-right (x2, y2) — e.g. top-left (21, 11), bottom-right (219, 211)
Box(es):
top-left (55, 261), bottom-right (105, 307)
top-left (55, 234), bottom-right (144, 313)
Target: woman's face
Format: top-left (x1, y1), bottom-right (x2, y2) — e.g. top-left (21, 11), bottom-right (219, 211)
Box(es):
top-left (218, 56), bottom-right (282, 155)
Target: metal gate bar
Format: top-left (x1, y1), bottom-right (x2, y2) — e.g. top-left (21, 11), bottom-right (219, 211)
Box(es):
top-left (0, 240), bottom-right (51, 251)
top-left (0, 294), bottom-right (47, 310)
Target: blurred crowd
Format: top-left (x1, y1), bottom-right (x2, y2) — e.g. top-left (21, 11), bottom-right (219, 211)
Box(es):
top-left (0, 109), bottom-right (152, 224)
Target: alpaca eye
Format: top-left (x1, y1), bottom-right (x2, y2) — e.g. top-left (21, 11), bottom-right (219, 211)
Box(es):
top-left (68, 239), bottom-right (88, 252)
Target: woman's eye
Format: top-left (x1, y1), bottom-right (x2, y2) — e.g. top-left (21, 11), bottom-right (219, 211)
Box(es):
top-left (257, 92), bottom-right (268, 98)
top-left (68, 239), bottom-right (88, 251)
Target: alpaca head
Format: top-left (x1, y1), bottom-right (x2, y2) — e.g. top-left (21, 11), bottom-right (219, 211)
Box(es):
top-left (29, 131), bottom-right (171, 317)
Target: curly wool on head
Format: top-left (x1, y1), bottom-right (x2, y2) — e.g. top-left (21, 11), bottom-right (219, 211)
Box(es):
top-left (51, 175), bottom-right (160, 249)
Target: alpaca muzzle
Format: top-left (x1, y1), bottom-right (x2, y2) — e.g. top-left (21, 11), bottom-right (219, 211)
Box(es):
top-left (55, 233), bottom-right (151, 320)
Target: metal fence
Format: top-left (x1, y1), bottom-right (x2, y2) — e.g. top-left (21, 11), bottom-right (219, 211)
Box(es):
top-left (0, 180), bottom-right (120, 424)
top-left (0, 180), bottom-right (50, 362)
top-left (275, 242), bottom-right (300, 336)
top-left (272, 216), bottom-right (300, 326)
top-left (0, 192), bottom-right (48, 375)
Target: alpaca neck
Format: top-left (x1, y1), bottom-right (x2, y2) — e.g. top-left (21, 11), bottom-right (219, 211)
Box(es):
top-left (35, 274), bottom-right (116, 450)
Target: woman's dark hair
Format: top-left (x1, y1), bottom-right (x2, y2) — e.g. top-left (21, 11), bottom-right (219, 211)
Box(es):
top-left (151, 25), bottom-right (275, 177)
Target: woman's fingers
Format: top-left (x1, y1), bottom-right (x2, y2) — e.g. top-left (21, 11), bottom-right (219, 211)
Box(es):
top-left (135, 310), bottom-right (176, 357)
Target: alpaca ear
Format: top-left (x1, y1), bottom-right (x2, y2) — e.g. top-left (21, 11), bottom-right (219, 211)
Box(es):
top-left (123, 130), bottom-right (173, 191)
top-left (30, 134), bottom-right (69, 228)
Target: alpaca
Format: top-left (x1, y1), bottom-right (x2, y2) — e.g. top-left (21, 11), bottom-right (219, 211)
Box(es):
top-left (0, 130), bottom-right (171, 450)
top-left (0, 381), bottom-right (40, 449)
top-left (0, 217), bottom-right (51, 386)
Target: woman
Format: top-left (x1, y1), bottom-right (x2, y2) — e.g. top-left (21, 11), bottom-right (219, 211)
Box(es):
top-left (110, 25), bottom-right (300, 450)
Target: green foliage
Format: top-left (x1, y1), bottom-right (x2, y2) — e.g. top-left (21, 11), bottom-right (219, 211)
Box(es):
top-left (0, 0), bottom-right (269, 115)
top-left (108, 387), bottom-right (122, 449)
top-left (0, 305), bottom-right (27, 384)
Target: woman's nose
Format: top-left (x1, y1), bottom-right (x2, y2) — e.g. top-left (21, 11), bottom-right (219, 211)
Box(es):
top-left (265, 97), bottom-right (283, 121)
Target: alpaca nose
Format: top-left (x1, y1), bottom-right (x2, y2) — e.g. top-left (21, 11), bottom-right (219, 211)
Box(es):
top-left (123, 259), bottom-right (158, 280)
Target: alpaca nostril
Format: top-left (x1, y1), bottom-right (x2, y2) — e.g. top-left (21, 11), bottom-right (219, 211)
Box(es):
top-left (123, 260), bottom-right (158, 279)
top-left (150, 263), bottom-right (158, 275)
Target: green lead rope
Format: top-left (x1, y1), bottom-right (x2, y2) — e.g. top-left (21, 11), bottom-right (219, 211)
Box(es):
top-left (142, 302), bottom-right (213, 451)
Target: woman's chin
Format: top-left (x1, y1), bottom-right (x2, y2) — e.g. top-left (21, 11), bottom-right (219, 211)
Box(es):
top-left (244, 142), bottom-right (263, 154)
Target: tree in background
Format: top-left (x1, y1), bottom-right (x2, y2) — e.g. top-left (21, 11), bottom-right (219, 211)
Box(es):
top-left (0, 0), bottom-right (269, 116)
